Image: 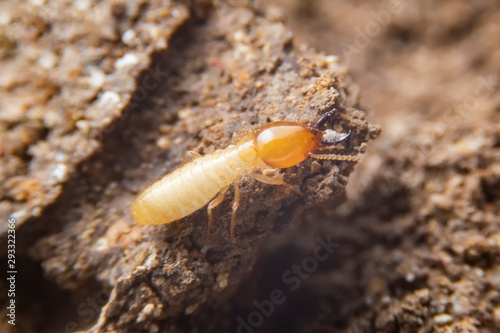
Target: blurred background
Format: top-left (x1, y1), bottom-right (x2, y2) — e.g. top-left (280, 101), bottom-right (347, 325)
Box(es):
top-left (230, 1), bottom-right (500, 332)
top-left (264, 0), bottom-right (499, 128)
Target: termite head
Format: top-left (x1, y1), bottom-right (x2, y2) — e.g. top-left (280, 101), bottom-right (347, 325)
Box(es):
top-left (254, 108), bottom-right (351, 168)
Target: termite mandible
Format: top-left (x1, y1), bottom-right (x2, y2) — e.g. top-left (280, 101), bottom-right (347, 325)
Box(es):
top-left (132, 70), bottom-right (360, 239)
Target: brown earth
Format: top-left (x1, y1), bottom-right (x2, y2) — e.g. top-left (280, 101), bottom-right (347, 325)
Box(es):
top-left (0, 0), bottom-right (499, 332)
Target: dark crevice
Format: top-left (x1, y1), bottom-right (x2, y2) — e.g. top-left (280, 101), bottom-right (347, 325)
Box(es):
top-left (0, 255), bottom-right (77, 333)
top-left (481, 176), bottom-right (500, 203)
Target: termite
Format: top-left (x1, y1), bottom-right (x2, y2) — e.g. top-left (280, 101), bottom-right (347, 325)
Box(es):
top-left (132, 70), bottom-right (360, 239)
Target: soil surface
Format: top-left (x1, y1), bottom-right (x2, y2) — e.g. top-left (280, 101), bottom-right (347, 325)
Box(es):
top-left (0, 1), bottom-right (377, 332)
top-left (0, 0), bottom-right (499, 333)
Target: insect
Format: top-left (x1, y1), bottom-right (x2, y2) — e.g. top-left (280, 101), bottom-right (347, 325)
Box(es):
top-left (132, 70), bottom-right (360, 239)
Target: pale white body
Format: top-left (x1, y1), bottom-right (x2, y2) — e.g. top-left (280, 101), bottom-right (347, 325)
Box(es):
top-left (132, 140), bottom-right (259, 225)
top-left (131, 70), bottom-right (359, 230)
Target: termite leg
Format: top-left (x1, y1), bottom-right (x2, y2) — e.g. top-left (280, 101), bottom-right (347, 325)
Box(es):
top-left (230, 182), bottom-right (240, 242)
top-left (183, 151), bottom-right (202, 164)
top-left (232, 128), bottom-right (255, 144)
top-left (309, 152), bottom-right (361, 162)
top-left (207, 186), bottom-right (229, 236)
top-left (250, 173), bottom-right (302, 196)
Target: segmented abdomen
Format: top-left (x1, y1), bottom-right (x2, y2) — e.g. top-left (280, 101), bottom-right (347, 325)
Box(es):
top-left (132, 145), bottom-right (253, 225)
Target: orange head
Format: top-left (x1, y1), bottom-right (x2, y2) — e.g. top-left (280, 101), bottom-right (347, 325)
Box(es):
top-left (254, 109), bottom-right (352, 168)
top-left (254, 122), bottom-right (318, 168)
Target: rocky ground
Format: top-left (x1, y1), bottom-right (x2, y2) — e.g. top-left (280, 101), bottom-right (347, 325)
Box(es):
top-left (0, 0), bottom-right (499, 332)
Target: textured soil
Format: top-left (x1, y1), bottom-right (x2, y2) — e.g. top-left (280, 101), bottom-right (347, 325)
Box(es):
top-left (0, 1), bottom-right (377, 332)
top-left (0, 0), bottom-right (499, 333)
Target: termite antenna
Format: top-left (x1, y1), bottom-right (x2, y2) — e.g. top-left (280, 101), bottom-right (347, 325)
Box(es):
top-left (309, 152), bottom-right (361, 162)
top-left (297, 85), bottom-right (316, 123)
top-left (296, 70), bottom-right (334, 123)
